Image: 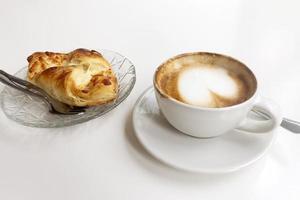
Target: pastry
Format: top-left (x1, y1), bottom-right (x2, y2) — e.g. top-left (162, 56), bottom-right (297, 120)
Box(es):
top-left (27, 48), bottom-right (118, 107)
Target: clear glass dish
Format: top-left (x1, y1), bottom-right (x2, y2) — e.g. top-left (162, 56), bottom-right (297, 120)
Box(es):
top-left (0, 49), bottom-right (136, 128)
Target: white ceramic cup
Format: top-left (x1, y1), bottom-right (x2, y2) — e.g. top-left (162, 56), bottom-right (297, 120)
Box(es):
top-left (154, 52), bottom-right (282, 138)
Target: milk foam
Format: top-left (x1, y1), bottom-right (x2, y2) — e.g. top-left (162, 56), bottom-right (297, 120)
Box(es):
top-left (178, 66), bottom-right (238, 107)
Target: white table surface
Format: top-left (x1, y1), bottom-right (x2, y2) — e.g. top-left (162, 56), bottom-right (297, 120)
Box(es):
top-left (0, 0), bottom-right (300, 199)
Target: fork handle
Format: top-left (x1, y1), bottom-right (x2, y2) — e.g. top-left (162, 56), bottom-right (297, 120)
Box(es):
top-left (0, 69), bottom-right (44, 98)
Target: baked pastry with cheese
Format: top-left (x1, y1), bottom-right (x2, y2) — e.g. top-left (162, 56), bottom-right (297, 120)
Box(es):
top-left (27, 48), bottom-right (118, 107)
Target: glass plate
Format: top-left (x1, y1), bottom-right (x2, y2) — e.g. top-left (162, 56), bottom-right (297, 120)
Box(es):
top-left (0, 49), bottom-right (136, 128)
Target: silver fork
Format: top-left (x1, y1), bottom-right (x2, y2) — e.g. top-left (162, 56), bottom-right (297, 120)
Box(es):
top-left (0, 69), bottom-right (85, 115)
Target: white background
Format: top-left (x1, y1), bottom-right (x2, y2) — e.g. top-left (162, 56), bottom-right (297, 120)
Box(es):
top-left (0, 0), bottom-right (300, 199)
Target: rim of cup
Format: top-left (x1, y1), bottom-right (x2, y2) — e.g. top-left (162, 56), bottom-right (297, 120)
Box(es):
top-left (153, 51), bottom-right (258, 111)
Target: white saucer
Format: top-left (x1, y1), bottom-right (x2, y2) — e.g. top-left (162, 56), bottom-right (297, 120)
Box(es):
top-left (133, 87), bottom-right (277, 173)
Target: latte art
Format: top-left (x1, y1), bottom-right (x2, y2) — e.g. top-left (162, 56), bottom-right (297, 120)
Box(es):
top-left (155, 53), bottom-right (256, 108)
top-left (178, 66), bottom-right (242, 107)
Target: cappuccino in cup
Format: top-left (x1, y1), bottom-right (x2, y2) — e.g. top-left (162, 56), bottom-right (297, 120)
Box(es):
top-left (155, 53), bottom-right (256, 108)
top-left (154, 52), bottom-right (281, 138)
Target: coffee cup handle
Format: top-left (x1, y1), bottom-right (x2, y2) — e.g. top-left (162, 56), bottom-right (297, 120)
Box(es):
top-left (235, 96), bottom-right (282, 133)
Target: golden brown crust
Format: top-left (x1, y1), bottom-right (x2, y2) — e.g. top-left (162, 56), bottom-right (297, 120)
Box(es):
top-left (27, 48), bottom-right (118, 107)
